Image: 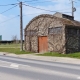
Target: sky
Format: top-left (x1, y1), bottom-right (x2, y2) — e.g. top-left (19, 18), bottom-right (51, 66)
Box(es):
top-left (0, 0), bottom-right (80, 40)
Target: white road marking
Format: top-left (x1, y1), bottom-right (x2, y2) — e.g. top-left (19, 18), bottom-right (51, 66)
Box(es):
top-left (0, 60), bottom-right (79, 79)
top-left (0, 65), bottom-right (18, 69)
top-left (0, 60), bottom-right (31, 69)
top-left (10, 63), bottom-right (19, 69)
top-left (77, 77), bottom-right (80, 79)
top-left (0, 58), bottom-right (80, 71)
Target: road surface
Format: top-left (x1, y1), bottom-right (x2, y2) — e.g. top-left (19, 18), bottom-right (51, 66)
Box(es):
top-left (0, 55), bottom-right (80, 80)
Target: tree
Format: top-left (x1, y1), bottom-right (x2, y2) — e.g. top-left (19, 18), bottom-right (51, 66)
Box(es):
top-left (12, 35), bottom-right (19, 43)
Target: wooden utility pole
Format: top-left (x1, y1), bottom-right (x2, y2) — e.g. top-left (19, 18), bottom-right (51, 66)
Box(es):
top-left (71, 0), bottom-right (76, 17)
top-left (19, 2), bottom-right (23, 51)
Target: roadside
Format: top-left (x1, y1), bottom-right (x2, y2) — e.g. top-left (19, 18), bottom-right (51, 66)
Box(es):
top-left (0, 48), bottom-right (31, 54)
top-left (0, 44), bottom-right (80, 60)
top-left (0, 52), bottom-right (80, 65)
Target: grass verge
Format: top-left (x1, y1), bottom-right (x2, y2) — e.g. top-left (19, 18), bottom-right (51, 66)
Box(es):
top-left (0, 48), bottom-right (31, 54)
top-left (37, 52), bottom-right (80, 59)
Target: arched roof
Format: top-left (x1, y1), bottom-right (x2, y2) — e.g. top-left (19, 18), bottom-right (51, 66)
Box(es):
top-left (25, 14), bottom-right (80, 31)
top-left (25, 14), bottom-right (54, 30)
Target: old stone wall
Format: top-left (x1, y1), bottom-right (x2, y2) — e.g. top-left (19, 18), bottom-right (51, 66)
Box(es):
top-left (48, 34), bottom-right (63, 53)
top-left (25, 15), bottom-right (65, 53)
top-left (66, 27), bottom-right (80, 53)
top-left (48, 26), bottom-right (66, 53)
top-left (25, 36), bottom-right (38, 52)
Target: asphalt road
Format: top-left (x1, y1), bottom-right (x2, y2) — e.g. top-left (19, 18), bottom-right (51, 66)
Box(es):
top-left (0, 55), bottom-right (80, 80)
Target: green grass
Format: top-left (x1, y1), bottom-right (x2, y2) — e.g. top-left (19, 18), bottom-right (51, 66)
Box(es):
top-left (1, 43), bottom-right (80, 59)
top-left (0, 48), bottom-right (32, 54)
top-left (37, 52), bottom-right (80, 59)
top-left (0, 43), bottom-right (32, 54)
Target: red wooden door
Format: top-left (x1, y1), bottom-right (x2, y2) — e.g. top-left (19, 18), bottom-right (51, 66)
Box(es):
top-left (38, 36), bottom-right (48, 53)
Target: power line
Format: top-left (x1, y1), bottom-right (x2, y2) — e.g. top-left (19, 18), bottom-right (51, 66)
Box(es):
top-left (23, 4), bottom-right (71, 13)
top-left (0, 15), bottom-right (19, 24)
top-left (23, 0), bottom-right (39, 3)
top-left (17, 0), bottom-right (20, 2)
top-left (0, 5), bottom-right (18, 14)
top-left (0, 3), bottom-right (19, 6)
top-left (0, 0), bottom-right (37, 7)
top-left (16, 0), bottom-right (38, 3)
top-left (25, 0), bottom-right (57, 4)
top-left (24, 4), bottom-right (58, 12)
top-left (24, 13), bottom-right (44, 15)
top-left (23, 11), bottom-right (71, 17)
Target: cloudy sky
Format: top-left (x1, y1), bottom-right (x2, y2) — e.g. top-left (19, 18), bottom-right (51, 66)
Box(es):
top-left (0, 0), bottom-right (80, 40)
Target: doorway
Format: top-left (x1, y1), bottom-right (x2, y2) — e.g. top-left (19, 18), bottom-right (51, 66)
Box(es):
top-left (38, 36), bottom-right (48, 53)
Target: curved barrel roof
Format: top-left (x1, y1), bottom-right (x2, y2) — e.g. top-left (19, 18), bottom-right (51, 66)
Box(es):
top-left (25, 13), bottom-right (80, 30)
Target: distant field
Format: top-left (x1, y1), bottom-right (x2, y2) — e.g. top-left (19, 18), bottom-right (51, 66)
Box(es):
top-left (0, 43), bottom-right (21, 48)
top-left (0, 43), bottom-right (32, 54)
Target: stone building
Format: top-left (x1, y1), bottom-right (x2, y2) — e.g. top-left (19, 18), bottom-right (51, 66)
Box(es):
top-left (24, 12), bottom-right (80, 54)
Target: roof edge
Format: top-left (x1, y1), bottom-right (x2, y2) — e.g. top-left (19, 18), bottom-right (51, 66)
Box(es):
top-left (25, 14), bottom-right (53, 30)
